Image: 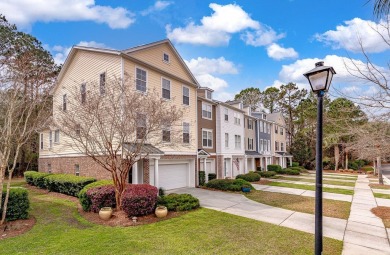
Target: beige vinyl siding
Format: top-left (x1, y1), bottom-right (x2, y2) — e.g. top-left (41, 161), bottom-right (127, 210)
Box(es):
top-left (127, 43), bottom-right (195, 85)
top-left (125, 59), bottom-right (197, 153)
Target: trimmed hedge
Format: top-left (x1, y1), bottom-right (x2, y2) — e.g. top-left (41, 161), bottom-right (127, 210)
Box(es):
top-left (24, 171), bottom-right (52, 188)
top-left (44, 174), bottom-right (96, 197)
top-left (236, 172), bottom-right (261, 182)
top-left (1, 188), bottom-right (29, 221)
top-left (199, 171), bottom-right (206, 186)
top-left (279, 168), bottom-right (300, 175)
top-left (208, 173), bottom-right (217, 181)
top-left (267, 165), bottom-right (282, 172)
top-left (256, 171), bottom-right (276, 178)
top-left (292, 162), bottom-right (300, 167)
top-left (158, 193), bottom-right (199, 211)
top-left (79, 180), bottom-right (113, 211)
top-left (205, 179), bottom-right (254, 192)
top-left (121, 184), bottom-right (158, 217)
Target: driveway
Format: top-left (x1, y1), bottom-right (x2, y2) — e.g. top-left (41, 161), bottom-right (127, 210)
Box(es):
top-left (169, 187), bottom-right (346, 241)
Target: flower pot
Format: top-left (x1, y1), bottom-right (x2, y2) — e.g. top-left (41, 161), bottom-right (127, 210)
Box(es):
top-left (242, 187), bottom-right (251, 193)
top-left (155, 206), bottom-right (168, 218)
top-left (99, 207), bottom-right (113, 220)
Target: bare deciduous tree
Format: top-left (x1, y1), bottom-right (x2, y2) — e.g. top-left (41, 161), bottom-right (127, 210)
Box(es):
top-left (56, 75), bottom-right (186, 210)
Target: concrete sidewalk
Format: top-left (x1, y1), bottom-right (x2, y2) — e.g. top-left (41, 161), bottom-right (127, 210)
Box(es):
top-left (170, 187), bottom-right (347, 241)
top-left (253, 183), bottom-right (352, 202)
top-left (342, 175), bottom-right (390, 255)
top-left (277, 175), bottom-right (357, 183)
top-left (268, 178), bottom-right (355, 190)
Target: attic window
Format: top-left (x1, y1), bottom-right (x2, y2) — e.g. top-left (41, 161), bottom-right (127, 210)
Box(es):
top-left (206, 90), bottom-right (212, 99)
top-left (163, 53), bottom-right (170, 63)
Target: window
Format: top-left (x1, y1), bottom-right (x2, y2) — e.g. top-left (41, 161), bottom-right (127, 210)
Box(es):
top-left (163, 53), bottom-right (170, 62)
top-left (234, 113), bottom-right (240, 125)
top-left (47, 164), bottom-right (52, 174)
top-left (281, 128), bottom-right (284, 135)
top-left (263, 114), bottom-right (267, 120)
top-left (206, 90), bottom-right (212, 99)
top-left (202, 103), bottom-right (212, 119)
top-left (75, 124), bottom-right (81, 136)
top-left (136, 68), bottom-right (147, 92)
top-left (275, 141), bottom-right (279, 151)
top-left (267, 123), bottom-right (270, 134)
top-left (225, 133), bottom-right (229, 148)
top-left (260, 139), bottom-right (263, 151)
top-left (267, 140), bottom-right (270, 151)
top-left (224, 108), bottom-right (229, 121)
top-left (183, 122), bottom-right (190, 144)
top-left (183, 86), bottom-right (190, 105)
top-left (75, 164), bottom-right (80, 176)
top-left (54, 130), bottom-right (60, 143)
top-left (202, 129), bottom-right (213, 148)
top-left (162, 78), bottom-right (171, 99)
top-left (281, 142), bottom-right (284, 152)
top-left (248, 138), bottom-right (253, 150)
top-left (275, 125), bottom-right (278, 134)
top-left (62, 94), bottom-right (67, 111)
top-left (81, 83), bottom-right (86, 104)
top-left (100, 72), bottom-right (106, 95)
top-left (49, 131), bottom-right (53, 148)
top-left (40, 133), bottom-right (44, 150)
top-left (248, 119), bottom-right (253, 129)
top-left (260, 121), bottom-right (263, 132)
top-left (136, 114), bottom-right (146, 140)
top-left (235, 135), bottom-right (241, 149)
top-left (162, 119), bottom-right (170, 142)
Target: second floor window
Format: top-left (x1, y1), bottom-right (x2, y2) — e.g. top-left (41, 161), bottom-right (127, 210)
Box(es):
top-left (183, 86), bottom-right (190, 105)
top-left (62, 94), bottom-right (67, 111)
top-left (202, 129), bottom-right (212, 148)
top-left (281, 128), bottom-right (284, 135)
top-left (162, 78), bottom-right (171, 99)
top-left (202, 103), bottom-right (212, 119)
top-left (248, 138), bottom-right (253, 150)
top-left (49, 131), bottom-right (53, 148)
top-left (136, 68), bottom-right (147, 92)
top-left (224, 108), bottom-right (229, 121)
top-left (260, 139), bottom-right (263, 151)
top-left (225, 133), bottom-right (229, 148)
top-left (275, 141), bottom-right (279, 151)
top-left (281, 142), bottom-right (284, 152)
top-left (260, 121), bottom-right (263, 132)
top-left (54, 130), bottom-right (60, 143)
top-left (267, 123), bottom-right (270, 134)
top-left (100, 72), bottom-right (106, 95)
top-left (183, 122), bottom-right (190, 144)
top-left (81, 83), bottom-right (86, 104)
top-left (136, 114), bottom-right (146, 139)
top-left (234, 113), bottom-right (240, 125)
top-left (275, 126), bottom-right (278, 134)
top-left (235, 135), bottom-right (241, 149)
top-left (248, 119), bottom-right (253, 129)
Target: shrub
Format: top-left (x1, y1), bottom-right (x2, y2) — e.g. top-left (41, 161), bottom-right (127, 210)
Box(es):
top-left (205, 179), bottom-right (253, 192)
top-left (199, 171), bottom-right (205, 186)
top-left (158, 193), bottom-right (199, 211)
top-left (256, 166), bottom-right (262, 171)
top-left (256, 171), bottom-right (276, 178)
top-left (348, 162), bottom-right (359, 171)
top-left (208, 173), bottom-right (217, 181)
top-left (24, 171), bottom-right (53, 188)
top-left (362, 166), bottom-right (374, 172)
top-left (78, 180), bottom-right (113, 211)
top-left (87, 185), bottom-right (116, 213)
top-left (354, 160), bottom-right (365, 169)
top-left (159, 187), bottom-right (165, 197)
top-left (1, 188), bottom-right (29, 221)
top-left (236, 172), bottom-right (261, 182)
top-left (267, 165), bottom-right (282, 172)
top-left (44, 174), bottom-right (96, 197)
top-left (284, 169), bottom-right (300, 175)
top-left (292, 162), bottom-right (299, 167)
top-left (121, 184), bottom-right (158, 217)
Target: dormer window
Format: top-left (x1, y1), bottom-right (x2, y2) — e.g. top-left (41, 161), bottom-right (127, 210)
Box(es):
top-left (206, 90), bottom-right (212, 99)
top-left (263, 114), bottom-right (267, 120)
top-left (163, 53), bottom-right (170, 63)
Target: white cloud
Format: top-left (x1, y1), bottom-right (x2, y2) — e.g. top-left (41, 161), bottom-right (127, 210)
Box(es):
top-left (0, 0), bottom-right (135, 29)
top-left (167, 3), bottom-right (259, 46)
top-left (196, 74), bottom-right (228, 92)
top-left (315, 17), bottom-right (390, 53)
top-left (51, 41), bottom-right (108, 64)
top-left (185, 57), bottom-right (238, 75)
top-left (213, 91), bottom-right (236, 101)
top-left (141, 1), bottom-right (173, 16)
top-left (266, 43), bottom-right (298, 60)
top-left (241, 25), bottom-right (285, 46)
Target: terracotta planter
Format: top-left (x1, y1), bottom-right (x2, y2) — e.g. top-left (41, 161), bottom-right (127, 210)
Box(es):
top-left (99, 207), bottom-right (113, 220)
top-left (155, 206), bottom-right (168, 218)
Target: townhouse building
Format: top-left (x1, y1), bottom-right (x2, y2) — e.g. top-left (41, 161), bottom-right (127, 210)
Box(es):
top-left (39, 39), bottom-right (199, 190)
top-left (243, 107), bottom-right (260, 172)
top-left (268, 112), bottom-right (293, 168)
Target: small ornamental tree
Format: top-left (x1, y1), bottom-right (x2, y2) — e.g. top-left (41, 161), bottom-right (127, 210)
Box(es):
top-left (56, 75), bottom-right (185, 210)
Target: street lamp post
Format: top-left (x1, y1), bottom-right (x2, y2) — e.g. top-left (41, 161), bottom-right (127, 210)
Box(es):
top-left (303, 61), bottom-right (336, 255)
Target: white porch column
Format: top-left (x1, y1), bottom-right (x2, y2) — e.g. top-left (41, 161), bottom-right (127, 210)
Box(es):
top-left (244, 156), bottom-right (248, 174)
top-left (132, 161), bottom-right (138, 184)
top-left (203, 158), bottom-right (207, 182)
top-left (289, 157), bottom-right (292, 167)
top-left (252, 158), bottom-right (255, 171)
top-left (154, 158), bottom-right (159, 188)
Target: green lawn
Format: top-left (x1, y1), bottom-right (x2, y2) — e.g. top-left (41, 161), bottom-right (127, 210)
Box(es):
top-left (374, 193), bottom-right (390, 199)
top-left (302, 174), bottom-right (358, 181)
top-left (246, 191), bottom-right (351, 219)
top-left (276, 176), bottom-right (356, 187)
top-left (267, 182), bottom-right (354, 195)
top-left (0, 183), bottom-right (343, 255)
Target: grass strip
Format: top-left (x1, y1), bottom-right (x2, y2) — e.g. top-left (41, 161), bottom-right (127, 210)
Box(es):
top-left (277, 176), bottom-right (355, 187)
top-left (268, 181), bottom-right (354, 195)
top-left (374, 193), bottom-right (390, 199)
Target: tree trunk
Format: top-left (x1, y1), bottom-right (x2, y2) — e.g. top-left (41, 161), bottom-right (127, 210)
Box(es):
top-left (345, 147), bottom-right (349, 170)
top-left (334, 145), bottom-right (339, 171)
top-left (1, 172), bottom-right (13, 225)
top-left (378, 156), bottom-right (383, 185)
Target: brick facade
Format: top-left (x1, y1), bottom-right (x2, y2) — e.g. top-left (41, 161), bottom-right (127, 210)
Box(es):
top-left (143, 158), bottom-right (150, 184)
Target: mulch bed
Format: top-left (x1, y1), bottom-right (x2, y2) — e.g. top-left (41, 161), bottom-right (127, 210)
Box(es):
top-left (253, 180), bottom-right (272, 185)
top-left (323, 170), bottom-right (361, 175)
top-left (0, 217), bottom-right (36, 240)
top-left (371, 206), bottom-right (390, 228)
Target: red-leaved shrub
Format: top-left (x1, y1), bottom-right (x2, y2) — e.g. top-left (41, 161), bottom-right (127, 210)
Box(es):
top-left (87, 185), bottom-right (116, 213)
top-left (121, 184), bottom-right (158, 217)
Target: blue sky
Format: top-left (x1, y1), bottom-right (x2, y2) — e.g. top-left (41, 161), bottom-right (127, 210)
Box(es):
top-left (1, 0), bottom-right (388, 100)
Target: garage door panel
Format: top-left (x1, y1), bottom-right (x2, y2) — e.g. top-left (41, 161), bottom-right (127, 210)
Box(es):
top-left (159, 163), bottom-right (188, 190)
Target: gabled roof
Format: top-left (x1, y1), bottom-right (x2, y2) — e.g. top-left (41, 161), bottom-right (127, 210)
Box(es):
top-left (197, 149), bottom-right (210, 157)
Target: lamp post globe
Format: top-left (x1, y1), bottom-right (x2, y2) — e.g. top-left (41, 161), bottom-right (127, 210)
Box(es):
top-left (303, 61), bottom-right (336, 255)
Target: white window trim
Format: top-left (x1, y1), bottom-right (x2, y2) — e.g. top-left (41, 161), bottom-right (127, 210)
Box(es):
top-left (202, 128), bottom-right (213, 149)
top-left (49, 131), bottom-right (53, 149)
top-left (163, 52), bottom-right (170, 63)
top-left (235, 135), bottom-right (241, 149)
top-left (182, 121), bottom-right (190, 144)
top-left (161, 77), bottom-right (171, 100)
top-left (225, 133), bottom-right (229, 148)
top-left (202, 102), bottom-right (212, 120)
top-left (54, 130), bottom-right (60, 144)
top-left (224, 108), bottom-right (229, 122)
top-left (75, 164), bottom-right (80, 176)
top-left (182, 85), bottom-right (190, 106)
top-left (135, 66), bottom-right (148, 93)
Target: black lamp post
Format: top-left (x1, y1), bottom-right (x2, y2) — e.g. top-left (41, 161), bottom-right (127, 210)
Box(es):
top-left (303, 61), bottom-right (336, 255)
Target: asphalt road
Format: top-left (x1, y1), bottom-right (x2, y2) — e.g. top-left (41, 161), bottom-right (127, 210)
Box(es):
top-left (381, 164), bottom-right (390, 179)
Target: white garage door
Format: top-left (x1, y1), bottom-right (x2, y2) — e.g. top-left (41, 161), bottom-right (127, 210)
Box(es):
top-left (159, 163), bottom-right (188, 190)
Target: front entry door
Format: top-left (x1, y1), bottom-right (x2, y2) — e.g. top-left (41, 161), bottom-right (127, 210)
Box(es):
top-left (128, 166), bottom-right (133, 183)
